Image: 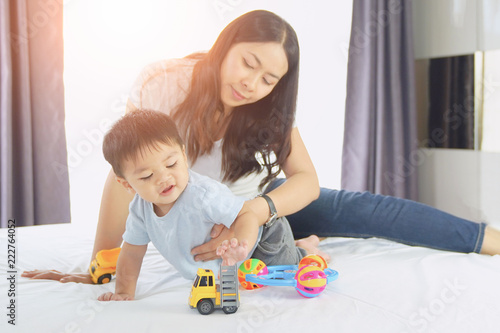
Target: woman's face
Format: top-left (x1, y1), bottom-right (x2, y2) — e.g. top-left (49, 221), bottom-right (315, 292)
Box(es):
top-left (220, 42), bottom-right (288, 112)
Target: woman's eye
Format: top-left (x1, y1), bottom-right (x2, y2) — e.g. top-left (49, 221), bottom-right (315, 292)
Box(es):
top-left (263, 78), bottom-right (272, 85)
top-left (243, 58), bottom-right (253, 69)
top-left (141, 174), bottom-right (153, 181)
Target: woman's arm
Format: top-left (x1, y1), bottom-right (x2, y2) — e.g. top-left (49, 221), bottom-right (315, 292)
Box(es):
top-left (246, 127), bottom-right (320, 221)
top-left (192, 127), bottom-right (319, 261)
top-left (91, 170), bottom-right (134, 259)
top-left (98, 242), bottom-right (147, 301)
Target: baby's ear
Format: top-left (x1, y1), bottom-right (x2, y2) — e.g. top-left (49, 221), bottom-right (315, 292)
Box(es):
top-left (181, 145), bottom-right (189, 165)
top-left (116, 176), bottom-right (135, 194)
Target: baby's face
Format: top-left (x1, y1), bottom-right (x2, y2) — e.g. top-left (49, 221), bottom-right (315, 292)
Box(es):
top-left (120, 142), bottom-right (189, 216)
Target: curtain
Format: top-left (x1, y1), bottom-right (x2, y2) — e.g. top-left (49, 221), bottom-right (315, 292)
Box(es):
top-left (0, 0), bottom-right (70, 227)
top-left (341, 0), bottom-right (418, 200)
top-left (427, 55), bottom-right (474, 149)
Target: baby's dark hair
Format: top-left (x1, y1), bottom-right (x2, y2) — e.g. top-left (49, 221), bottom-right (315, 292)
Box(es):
top-left (103, 110), bottom-right (184, 177)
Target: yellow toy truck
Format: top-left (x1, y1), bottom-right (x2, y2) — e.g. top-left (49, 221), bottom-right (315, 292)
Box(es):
top-left (89, 247), bottom-right (121, 284)
top-left (188, 265), bottom-right (240, 315)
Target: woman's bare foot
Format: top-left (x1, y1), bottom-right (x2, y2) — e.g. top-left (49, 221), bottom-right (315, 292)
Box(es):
top-left (295, 235), bottom-right (331, 262)
top-left (480, 226), bottom-right (500, 255)
top-left (216, 238), bottom-right (250, 266)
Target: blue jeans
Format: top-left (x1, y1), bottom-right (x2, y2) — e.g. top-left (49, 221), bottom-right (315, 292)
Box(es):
top-left (265, 178), bottom-right (485, 253)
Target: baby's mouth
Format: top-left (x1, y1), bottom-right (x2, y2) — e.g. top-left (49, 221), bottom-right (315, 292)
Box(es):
top-left (161, 185), bottom-right (174, 194)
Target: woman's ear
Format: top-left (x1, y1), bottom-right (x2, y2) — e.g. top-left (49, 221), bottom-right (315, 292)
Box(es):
top-left (116, 176), bottom-right (136, 194)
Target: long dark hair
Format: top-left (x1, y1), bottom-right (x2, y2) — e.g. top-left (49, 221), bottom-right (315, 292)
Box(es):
top-left (173, 10), bottom-right (300, 189)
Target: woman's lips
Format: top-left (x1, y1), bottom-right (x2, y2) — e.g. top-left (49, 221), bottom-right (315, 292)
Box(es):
top-left (231, 86), bottom-right (246, 101)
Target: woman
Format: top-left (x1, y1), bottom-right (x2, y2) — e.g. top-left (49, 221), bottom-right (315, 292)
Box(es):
top-left (23, 10), bottom-right (500, 284)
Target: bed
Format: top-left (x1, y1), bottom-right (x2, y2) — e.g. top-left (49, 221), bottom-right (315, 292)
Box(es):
top-left (1, 223), bottom-right (499, 333)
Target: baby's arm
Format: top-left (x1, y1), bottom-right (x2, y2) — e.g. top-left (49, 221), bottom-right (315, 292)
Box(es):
top-left (216, 202), bottom-right (260, 266)
top-left (98, 242), bottom-right (147, 301)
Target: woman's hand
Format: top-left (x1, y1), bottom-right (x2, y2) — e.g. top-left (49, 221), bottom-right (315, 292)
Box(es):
top-left (191, 224), bottom-right (235, 262)
top-left (21, 270), bottom-right (93, 284)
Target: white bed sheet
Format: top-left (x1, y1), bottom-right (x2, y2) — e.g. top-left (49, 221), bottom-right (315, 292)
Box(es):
top-left (1, 224), bottom-right (499, 333)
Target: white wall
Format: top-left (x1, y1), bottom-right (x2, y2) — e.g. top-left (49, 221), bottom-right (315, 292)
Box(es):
top-left (418, 149), bottom-right (500, 229)
top-left (63, 0), bottom-right (353, 232)
top-left (412, 0), bottom-right (500, 59)
top-left (481, 49), bottom-right (500, 152)
top-left (412, 0), bottom-right (500, 228)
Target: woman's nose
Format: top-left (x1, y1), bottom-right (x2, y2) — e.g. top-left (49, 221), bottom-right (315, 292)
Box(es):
top-left (242, 73), bottom-right (258, 92)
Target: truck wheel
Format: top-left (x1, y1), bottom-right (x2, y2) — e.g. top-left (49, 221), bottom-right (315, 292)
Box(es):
top-left (222, 306), bottom-right (238, 314)
top-left (97, 274), bottom-right (112, 284)
top-left (197, 299), bottom-right (214, 315)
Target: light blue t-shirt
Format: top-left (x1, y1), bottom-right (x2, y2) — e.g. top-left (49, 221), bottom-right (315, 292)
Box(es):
top-left (123, 170), bottom-right (258, 280)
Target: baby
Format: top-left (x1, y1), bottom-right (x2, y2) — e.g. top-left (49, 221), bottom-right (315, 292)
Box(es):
top-left (98, 110), bottom-right (323, 301)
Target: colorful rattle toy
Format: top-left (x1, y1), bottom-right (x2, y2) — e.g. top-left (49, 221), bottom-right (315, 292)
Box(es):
top-left (238, 254), bottom-right (338, 298)
top-left (238, 258), bottom-right (269, 290)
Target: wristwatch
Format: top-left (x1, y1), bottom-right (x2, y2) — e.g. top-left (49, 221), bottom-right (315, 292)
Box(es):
top-left (260, 194), bottom-right (278, 228)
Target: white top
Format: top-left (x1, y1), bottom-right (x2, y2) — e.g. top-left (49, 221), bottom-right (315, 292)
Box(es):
top-left (128, 57), bottom-right (267, 198)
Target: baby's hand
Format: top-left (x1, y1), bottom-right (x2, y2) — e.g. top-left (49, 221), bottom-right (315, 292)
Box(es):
top-left (98, 292), bottom-right (134, 301)
top-left (216, 238), bottom-right (250, 266)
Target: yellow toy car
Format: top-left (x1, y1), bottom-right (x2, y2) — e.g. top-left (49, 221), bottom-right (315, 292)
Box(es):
top-left (89, 247), bottom-right (121, 284)
top-left (188, 265), bottom-right (239, 315)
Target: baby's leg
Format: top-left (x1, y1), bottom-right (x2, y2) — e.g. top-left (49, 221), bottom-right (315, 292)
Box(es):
top-left (216, 238), bottom-right (250, 266)
top-left (295, 235), bottom-right (331, 262)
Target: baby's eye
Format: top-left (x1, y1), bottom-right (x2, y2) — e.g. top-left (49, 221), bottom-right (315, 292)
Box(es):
top-left (167, 162), bottom-right (177, 168)
top-left (140, 174), bottom-right (153, 181)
